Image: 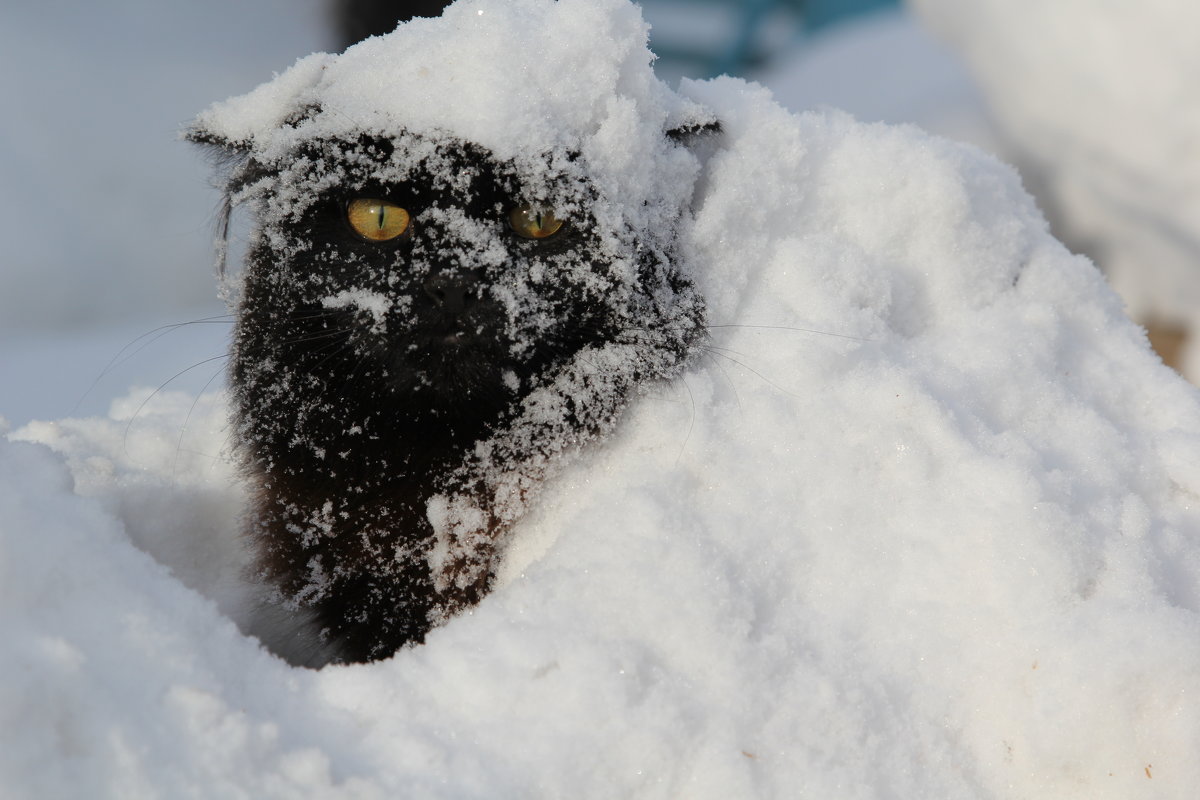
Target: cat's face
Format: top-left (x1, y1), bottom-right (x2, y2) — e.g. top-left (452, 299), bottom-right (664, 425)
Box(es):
top-left (230, 130), bottom-right (686, 457)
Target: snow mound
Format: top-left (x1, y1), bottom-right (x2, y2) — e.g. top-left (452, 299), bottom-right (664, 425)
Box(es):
top-left (3, 1), bottom-right (1200, 796)
top-left (910, 0), bottom-right (1200, 334)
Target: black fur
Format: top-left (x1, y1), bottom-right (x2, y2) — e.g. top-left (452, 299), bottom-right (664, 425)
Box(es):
top-left (191, 112), bottom-right (710, 666)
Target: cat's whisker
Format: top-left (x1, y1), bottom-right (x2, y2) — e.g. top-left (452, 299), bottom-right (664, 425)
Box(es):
top-left (673, 373), bottom-right (698, 467)
top-left (700, 347), bottom-right (802, 400)
top-left (285, 308), bottom-right (346, 321)
top-left (700, 349), bottom-right (742, 412)
top-left (279, 328), bottom-right (357, 347)
top-left (171, 360), bottom-right (231, 479)
top-left (706, 322), bottom-right (872, 343)
top-left (702, 342), bottom-right (753, 360)
top-left (121, 354), bottom-right (230, 457)
top-left (308, 340), bottom-right (360, 374)
top-left (72, 316), bottom-right (235, 416)
top-left (342, 348), bottom-right (376, 388)
top-left (320, 102), bottom-right (367, 130)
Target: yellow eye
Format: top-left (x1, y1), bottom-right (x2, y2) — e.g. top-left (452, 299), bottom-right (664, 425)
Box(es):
top-left (508, 205), bottom-right (564, 239)
top-left (347, 198), bottom-right (410, 241)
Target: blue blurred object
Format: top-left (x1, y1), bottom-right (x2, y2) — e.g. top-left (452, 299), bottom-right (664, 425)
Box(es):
top-left (325, 1), bottom-right (896, 81)
top-left (644, 0), bottom-right (899, 79)
top-left (804, 0), bottom-right (898, 31)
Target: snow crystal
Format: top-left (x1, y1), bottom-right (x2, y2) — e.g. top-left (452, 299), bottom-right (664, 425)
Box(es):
top-left (3, 0), bottom-right (1200, 797)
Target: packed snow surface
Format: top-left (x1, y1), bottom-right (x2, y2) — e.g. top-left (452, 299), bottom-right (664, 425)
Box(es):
top-left (4, 0), bottom-right (1200, 797)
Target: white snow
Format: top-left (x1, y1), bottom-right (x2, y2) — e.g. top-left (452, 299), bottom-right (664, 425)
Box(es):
top-left (198, 0), bottom-right (698, 162)
top-left (910, 0), bottom-right (1200, 371)
top-left (322, 289), bottom-right (396, 333)
top-left (3, 0), bottom-right (1200, 797)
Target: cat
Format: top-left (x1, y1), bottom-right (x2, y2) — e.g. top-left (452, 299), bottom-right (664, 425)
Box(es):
top-left (188, 40), bottom-right (716, 665)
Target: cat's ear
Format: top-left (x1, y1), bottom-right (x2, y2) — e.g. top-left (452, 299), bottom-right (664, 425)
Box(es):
top-left (664, 95), bottom-right (720, 143)
top-left (182, 125), bottom-right (252, 154)
top-left (665, 119), bottom-right (722, 146)
top-left (184, 51), bottom-right (333, 155)
top-left (184, 101), bottom-right (322, 155)
top-left (184, 119), bottom-right (277, 280)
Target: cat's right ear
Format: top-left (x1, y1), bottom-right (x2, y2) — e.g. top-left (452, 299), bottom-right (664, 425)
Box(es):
top-left (183, 126), bottom-right (252, 154)
top-left (665, 119), bottom-right (722, 146)
top-left (183, 122), bottom-right (262, 192)
top-left (184, 125), bottom-right (259, 280)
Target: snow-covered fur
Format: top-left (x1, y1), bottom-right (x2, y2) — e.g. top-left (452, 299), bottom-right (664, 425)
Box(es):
top-left (187, 2), bottom-right (712, 664)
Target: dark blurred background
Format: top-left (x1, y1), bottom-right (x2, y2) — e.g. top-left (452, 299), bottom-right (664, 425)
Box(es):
top-left (332, 0), bottom-right (897, 77)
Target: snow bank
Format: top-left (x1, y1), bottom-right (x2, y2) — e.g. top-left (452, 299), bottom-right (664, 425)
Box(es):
top-left (3, 1), bottom-right (1200, 797)
top-left (910, 0), bottom-right (1200, 353)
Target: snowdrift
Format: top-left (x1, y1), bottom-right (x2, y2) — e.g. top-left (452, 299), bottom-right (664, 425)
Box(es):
top-left (3, 1), bottom-right (1199, 796)
top-left (911, 0), bottom-right (1200, 373)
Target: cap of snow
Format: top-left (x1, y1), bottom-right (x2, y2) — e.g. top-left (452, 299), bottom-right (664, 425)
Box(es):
top-left (190, 0), bottom-right (713, 210)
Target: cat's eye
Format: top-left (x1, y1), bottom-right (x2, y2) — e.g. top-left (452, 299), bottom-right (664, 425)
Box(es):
top-left (347, 198), bottom-right (410, 241)
top-left (508, 205), bottom-right (564, 239)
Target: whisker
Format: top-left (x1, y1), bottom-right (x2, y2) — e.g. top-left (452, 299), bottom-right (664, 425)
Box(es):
top-left (308, 339), bottom-right (360, 374)
top-left (279, 328), bottom-right (356, 347)
top-left (285, 309), bottom-right (346, 322)
top-left (72, 315), bottom-right (235, 415)
top-left (702, 347), bottom-right (801, 399)
top-left (675, 374), bottom-right (697, 467)
top-left (702, 343), bottom-right (753, 360)
top-left (122, 354), bottom-right (231, 457)
top-left (342, 344), bottom-right (380, 388)
top-left (700, 349), bottom-right (741, 412)
top-left (172, 360), bottom-right (230, 478)
top-left (706, 323), bottom-right (872, 343)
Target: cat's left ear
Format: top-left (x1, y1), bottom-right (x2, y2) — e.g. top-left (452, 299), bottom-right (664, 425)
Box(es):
top-left (663, 98), bottom-right (721, 147)
top-left (665, 119), bottom-right (722, 147)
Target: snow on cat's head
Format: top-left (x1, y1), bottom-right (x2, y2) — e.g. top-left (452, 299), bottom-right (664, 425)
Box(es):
top-left (189, 0), bottom-right (712, 214)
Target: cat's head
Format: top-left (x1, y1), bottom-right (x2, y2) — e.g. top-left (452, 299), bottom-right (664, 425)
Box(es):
top-left (187, 0), bottom-right (716, 460)
top-left (201, 124), bottom-right (701, 410)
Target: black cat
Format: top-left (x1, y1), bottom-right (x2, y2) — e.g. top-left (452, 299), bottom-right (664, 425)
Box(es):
top-left (188, 110), bottom-right (713, 665)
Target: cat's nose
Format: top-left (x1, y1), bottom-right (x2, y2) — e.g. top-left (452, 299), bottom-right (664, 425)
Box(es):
top-left (422, 271), bottom-right (478, 313)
